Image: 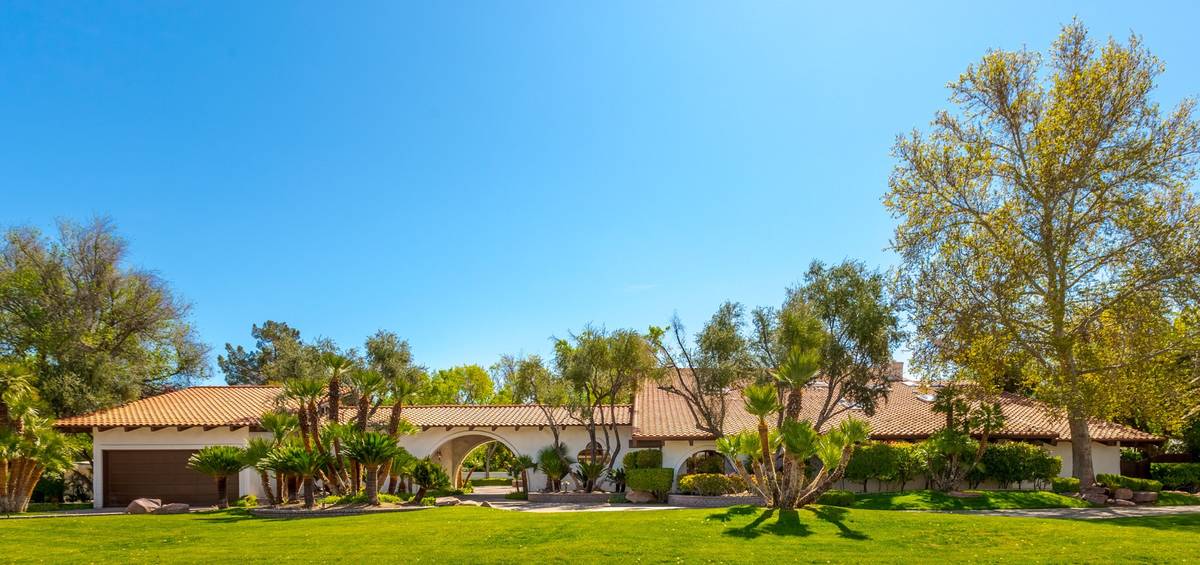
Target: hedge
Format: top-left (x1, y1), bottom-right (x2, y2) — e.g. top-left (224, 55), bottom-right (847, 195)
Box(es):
top-left (816, 489), bottom-right (856, 507)
top-left (1151, 463), bottom-right (1200, 491)
top-left (979, 442), bottom-right (1062, 489)
top-left (677, 473), bottom-right (745, 496)
top-left (1050, 477), bottom-right (1080, 494)
top-left (622, 449), bottom-right (663, 470)
top-left (846, 439), bottom-right (1062, 491)
top-left (1096, 473), bottom-right (1162, 493)
top-left (626, 468), bottom-right (673, 498)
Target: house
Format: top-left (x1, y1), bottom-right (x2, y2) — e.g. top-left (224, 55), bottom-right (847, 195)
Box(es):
top-left (55, 369), bottom-right (1160, 508)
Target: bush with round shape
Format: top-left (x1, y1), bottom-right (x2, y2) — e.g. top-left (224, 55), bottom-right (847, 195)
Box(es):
top-left (816, 489), bottom-right (856, 507)
top-left (1050, 477), bottom-right (1080, 494)
top-left (678, 473), bottom-right (742, 496)
top-left (625, 468), bottom-right (673, 500)
top-left (1150, 463), bottom-right (1200, 492)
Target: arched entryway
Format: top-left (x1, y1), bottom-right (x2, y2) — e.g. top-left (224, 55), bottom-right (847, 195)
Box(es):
top-left (428, 431), bottom-right (520, 489)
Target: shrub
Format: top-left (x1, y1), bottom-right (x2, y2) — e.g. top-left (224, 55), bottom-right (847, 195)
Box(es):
top-left (1120, 447), bottom-right (1147, 462)
top-left (892, 443), bottom-right (923, 491)
top-left (626, 468), bottom-right (673, 498)
top-left (844, 442), bottom-right (899, 492)
top-left (816, 489), bottom-right (856, 507)
top-left (980, 442), bottom-right (1060, 489)
top-left (233, 495), bottom-right (258, 508)
top-left (468, 478), bottom-right (511, 487)
top-left (622, 449), bottom-right (663, 470)
top-left (1151, 463), bottom-right (1200, 491)
top-left (1097, 473), bottom-right (1162, 493)
top-left (678, 473), bottom-right (744, 496)
top-left (504, 491), bottom-right (528, 501)
top-left (1050, 477), bottom-right (1080, 493)
top-left (607, 493), bottom-right (628, 503)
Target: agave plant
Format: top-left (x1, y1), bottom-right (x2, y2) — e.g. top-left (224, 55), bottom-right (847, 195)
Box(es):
top-left (187, 445), bottom-right (246, 509)
top-left (342, 431), bottom-right (404, 505)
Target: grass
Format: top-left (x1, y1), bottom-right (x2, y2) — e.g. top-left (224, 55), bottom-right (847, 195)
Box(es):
top-left (1, 505), bottom-right (1197, 563)
top-left (17, 502), bottom-right (92, 513)
top-left (1158, 491), bottom-right (1200, 506)
top-left (849, 490), bottom-right (1093, 510)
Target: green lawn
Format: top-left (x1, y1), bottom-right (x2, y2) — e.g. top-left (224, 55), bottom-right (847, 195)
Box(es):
top-left (850, 490), bottom-right (1093, 510)
top-left (2, 506), bottom-right (1198, 563)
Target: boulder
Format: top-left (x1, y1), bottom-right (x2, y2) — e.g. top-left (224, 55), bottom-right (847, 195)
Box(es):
top-left (1131, 491), bottom-right (1158, 504)
top-left (125, 498), bottom-right (162, 514)
top-left (1108, 499), bottom-right (1136, 507)
top-left (480, 501), bottom-right (493, 508)
top-left (1080, 485), bottom-right (1107, 496)
top-left (1082, 493), bottom-right (1109, 506)
top-left (459, 500), bottom-right (483, 506)
top-left (433, 496), bottom-right (461, 507)
top-left (154, 503), bottom-right (190, 515)
top-left (625, 490), bottom-right (656, 504)
top-left (1112, 488), bottom-right (1134, 501)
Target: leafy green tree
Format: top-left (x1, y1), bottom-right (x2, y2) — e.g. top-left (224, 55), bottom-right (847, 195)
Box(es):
top-left (187, 445), bottom-right (245, 509)
top-left (885, 21), bottom-right (1200, 487)
top-left (218, 321), bottom-right (301, 385)
top-left (494, 354), bottom-right (569, 448)
top-left (649, 302), bottom-right (755, 439)
top-left (419, 365), bottom-right (497, 404)
top-left (554, 327), bottom-right (656, 473)
top-left (365, 330), bottom-right (424, 438)
top-left (844, 442), bottom-right (900, 492)
top-left (342, 431), bottom-right (404, 505)
top-left (0, 218), bottom-right (209, 416)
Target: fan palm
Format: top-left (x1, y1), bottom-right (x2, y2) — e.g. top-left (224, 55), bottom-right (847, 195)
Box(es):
top-left (742, 383), bottom-right (779, 466)
top-left (509, 454), bottom-right (536, 494)
top-left (342, 431), bottom-right (403, 505)
top-left (0, 416), bottom-right (81, 513)
top-left (187, 445), bottom-right (246, 509)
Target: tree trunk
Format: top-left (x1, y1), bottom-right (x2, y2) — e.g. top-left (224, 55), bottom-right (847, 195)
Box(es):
top-left (259, 471), bottom-right (276, 505)
top-left (365, 466), bottom-right (380, 505)
top-left (412, 486), bottom-right (427, 504)
top-left (1068, 412), bottom-right (1096, 488)
top-left (303, 476), bottom-right (316, 509)
top-left (216, 476), bottom-right (229, 509)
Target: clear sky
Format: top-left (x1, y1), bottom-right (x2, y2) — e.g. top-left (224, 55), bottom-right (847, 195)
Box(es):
top-left (2, 2), bottom-right (1198, 383)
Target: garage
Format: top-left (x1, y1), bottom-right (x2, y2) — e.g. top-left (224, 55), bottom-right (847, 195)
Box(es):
top-left (102, 450), bottom-right (238, 507)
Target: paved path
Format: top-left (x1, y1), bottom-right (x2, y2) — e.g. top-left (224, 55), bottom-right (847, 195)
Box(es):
top-left (940, 505), bottom-right (1200, 520)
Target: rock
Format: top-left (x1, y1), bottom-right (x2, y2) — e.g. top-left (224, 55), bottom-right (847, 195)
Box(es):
top-left (480, 501), bottom-right (492, 508)
top-left (1082, 493), bottom-right (1109, 506)
top-left (625, 490), bottom-right (656, 503)
top-left (433, 496), bottom-right (461, 507)
top-left (1131, 491), bottom-right (1158, 504)
top-left (1112, 488), bottom-right (1134, 501)
top-left (125, 498), bottom-right (162, 514)
top-left (1108, 499), bottom-right (1136, 507)
top-left (154, 503), bottom-right (190, 514)
top-left (1080, 485), bottom-right (1107, 496)
top-left (459, 500), bottom-right (482, 506)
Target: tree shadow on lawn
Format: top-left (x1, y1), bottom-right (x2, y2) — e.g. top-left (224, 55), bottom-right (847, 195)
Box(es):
top-left (707, 505), bottom-right (870, 541)
top-left (805, 506), bottom-right (870, 540)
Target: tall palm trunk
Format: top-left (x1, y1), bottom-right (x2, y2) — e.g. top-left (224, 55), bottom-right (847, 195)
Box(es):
top-left (259, 470), bottom-right (276, 505)
top-left (215, 476), bottom-right (229, 509)
top-left (365, 465), bottom-right (380, 505)
top-left (303, 476), bottom-right (316, 509)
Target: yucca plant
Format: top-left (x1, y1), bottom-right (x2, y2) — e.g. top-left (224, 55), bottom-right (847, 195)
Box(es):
top-left (342, 431), bottom-right (403, 505)
top-left (187, 445), bottom-right (246, 509)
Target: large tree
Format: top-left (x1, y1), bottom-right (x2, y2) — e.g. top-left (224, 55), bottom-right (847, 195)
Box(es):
top-left (218, 321), bottom-right (301, 385)
top-left (494, 354), bottom-right (569, 448)
top-left (418, 364), bottom-right (499, 404)
top-left (885, 22), bottom-right (1200, 486)
top-left (0, 218), bottom-right (209, 416)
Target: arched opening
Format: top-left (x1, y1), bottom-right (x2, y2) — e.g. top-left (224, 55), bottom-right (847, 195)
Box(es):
top-left (576, 441), bottom-right (607, 464)
top-left (428, 432), bottom-right (520, 491)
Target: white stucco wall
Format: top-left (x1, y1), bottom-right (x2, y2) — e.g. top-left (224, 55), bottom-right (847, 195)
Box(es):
top-left (1045, 441), bottom-right (1121, 479)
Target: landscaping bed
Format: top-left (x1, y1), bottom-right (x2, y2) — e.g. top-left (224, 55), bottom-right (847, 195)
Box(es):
top-left (527, 492), bottom-right (612, 504)
top-left (667, 494), bottom-right (764, 508)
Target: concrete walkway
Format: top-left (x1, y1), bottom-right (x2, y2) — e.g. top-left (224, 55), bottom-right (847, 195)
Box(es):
top-left (940, 505), bottom-right (1200, 520)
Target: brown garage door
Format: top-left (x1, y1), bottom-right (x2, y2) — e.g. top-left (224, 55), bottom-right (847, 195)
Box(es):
top-left (103, 450), bottom-right (239, 507)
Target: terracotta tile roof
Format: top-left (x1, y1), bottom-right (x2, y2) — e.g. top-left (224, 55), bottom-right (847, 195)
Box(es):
top-left (633, 371), bottom-right (1161, 444)
top-left (54, 386), bottom-right (631, 430)
top-left (54, 386), bottom-right (281, 430)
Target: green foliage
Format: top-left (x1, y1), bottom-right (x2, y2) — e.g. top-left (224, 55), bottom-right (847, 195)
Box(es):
top-left (892, 443), bottom-right (923, 491)
top-left (411, 458), bottom-right (450, 490)
top-left (187, 445), bottom-right (245, 478)
top-left (537, 444), bottom-right (572, 485)
top-left (815, 489), bottom-right (856, 507)
top-left (853, 489), bottom-right (1092, 510)
top-left (625, 468), bottom-right (673, 498)
top-left (418, 364), bottom-right (498, 404)
top-left (1150, 463), bottom-right (1200, 491)
top-left (844, 442), bottom-right (900, 491)
top-left (1096, 473), bottom-right (1162, 493)
top-left (1120, 447), bottom-right (1148, 462)
top-left (622, 449), bottom-right (662, 470)
top-left (607, 493), bottom-right (627, 503)
top-left (677, 474), bottom-right (745, 496)
top-left (342, 431), bottom-right (403, 466)
top-left (219, 321), bottom-right (301, 385)
top-left (504, 491), bottom-right (528, 500)
top-left (319, 492), bottom-right (411, 505)
top-left (469, 478), bottom-right (512, 487)
top-left (0, 219), bottom-right (211, 415)
top-left (233, 495), bottom-right (258, 508)
top-left (1050, 477), bottom-right (1080, 494)
top-left (980, 442), bottom-right (1062, 489)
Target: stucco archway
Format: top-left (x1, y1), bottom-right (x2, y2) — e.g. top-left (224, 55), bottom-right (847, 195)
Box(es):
top-left (427, 430), bottom-right (521, 488)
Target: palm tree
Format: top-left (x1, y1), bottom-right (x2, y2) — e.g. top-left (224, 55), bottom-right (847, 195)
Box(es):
top-left (0, 363), bottom-right (36, 432)
top-left (342, 431), bottom-right (404, 505)
top-left (240, 438), bottom-right (275, 505)
top-left (410, 458), bottom-right (449, 503)
top-left (282, 377), bottom-right (326, 452)
top-left (258, 411), bottom-right (299, 500)
top-left (187, 445), bottom-right (246, 509)
top-left (347, 369), bottom-right (386, 432)
top-left (742, 383), bottom-right (778, 467)
top-left (388, 449), bottom-right (418, 495)
top-left (510, 454), bottom-right (536, 494)
top-left (265, 443), bottom-right (330, 509)
top-left (536, 444), bottom-right (572, 492)
top-left (0, 416), bottom-right (81, 513)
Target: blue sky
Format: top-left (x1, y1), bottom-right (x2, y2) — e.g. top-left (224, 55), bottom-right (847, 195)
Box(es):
top-left (2, 2), bottom-right (1198, 383)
